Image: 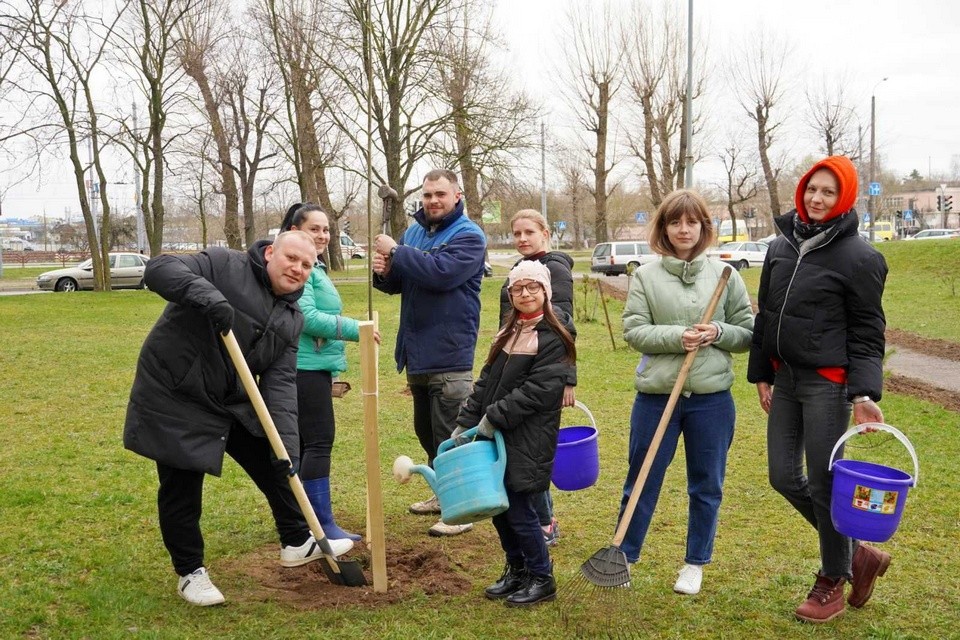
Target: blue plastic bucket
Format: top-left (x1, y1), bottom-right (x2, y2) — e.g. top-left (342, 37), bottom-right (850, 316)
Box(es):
top-left (828, 423), bottom-right (919, 543)
top-left (552, 401), bottom-right (600, 491)
top-left (431, 427), bottom-right (508, 525)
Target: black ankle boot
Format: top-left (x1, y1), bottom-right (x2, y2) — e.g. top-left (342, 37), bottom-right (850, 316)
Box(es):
top-left (505, 572), bottom-right (556, 606)
top-left (485, 563), bottom-right (527, 599)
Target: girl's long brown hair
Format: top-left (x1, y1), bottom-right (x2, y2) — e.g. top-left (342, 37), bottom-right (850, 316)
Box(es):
top-left (486, 302), bottom-right (576, 366)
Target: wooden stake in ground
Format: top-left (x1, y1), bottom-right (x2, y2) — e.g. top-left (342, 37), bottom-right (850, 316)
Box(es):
top-left (359, 318), bottom-right (387, 592)
top-left (597, 279), bottom-right (617, 350)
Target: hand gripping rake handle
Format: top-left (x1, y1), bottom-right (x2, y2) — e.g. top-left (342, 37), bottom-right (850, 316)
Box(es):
top-left (221, 330), bottom-right (360, 584)
top-left (612, 266), bottom-right (732, 547)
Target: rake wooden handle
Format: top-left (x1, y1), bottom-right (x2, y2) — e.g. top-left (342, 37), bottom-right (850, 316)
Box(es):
top-left (612, 266), bottom-right (733, 547)
top-left (220, 330), bottom-right (342, 568)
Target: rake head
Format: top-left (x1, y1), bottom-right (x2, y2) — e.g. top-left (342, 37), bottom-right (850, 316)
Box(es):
top-left (580, 545), bottom-right (631, 588)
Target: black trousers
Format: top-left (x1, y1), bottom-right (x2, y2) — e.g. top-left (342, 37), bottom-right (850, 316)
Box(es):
top-left (156, 424), bottom-right (309, 576)
top-left (491, 487), bottom-right (552, 577)
top-left (297, 369), bottom-right (336, 480)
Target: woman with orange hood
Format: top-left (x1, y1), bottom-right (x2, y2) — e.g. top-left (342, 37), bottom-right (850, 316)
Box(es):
top-left (748, 156), bottom-right (890, 624)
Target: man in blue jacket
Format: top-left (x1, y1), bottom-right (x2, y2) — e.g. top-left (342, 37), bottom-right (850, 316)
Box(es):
top-left (373, 169), bottom-right (486, 536)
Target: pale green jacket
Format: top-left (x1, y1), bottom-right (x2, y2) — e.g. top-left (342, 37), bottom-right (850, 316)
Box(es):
top-left (296, 263), bottom-right (360, 375)
top-left (623, 255), bottom-right (754, 395)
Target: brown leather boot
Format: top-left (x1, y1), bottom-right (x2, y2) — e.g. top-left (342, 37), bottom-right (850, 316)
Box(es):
top-left (794, 573), bottom-right (847, 623)
top-left (848, 544), bottom-right (892, 608)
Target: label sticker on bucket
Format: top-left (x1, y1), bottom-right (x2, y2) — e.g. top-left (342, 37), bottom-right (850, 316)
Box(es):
top-left (852, 484), bottom-right (899, 514)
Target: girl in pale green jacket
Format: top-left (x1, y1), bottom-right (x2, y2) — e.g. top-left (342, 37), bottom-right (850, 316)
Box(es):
top-left (616, 190), bottom-right (754, 596)
top-left (281, 203), bottom-right (380, 543)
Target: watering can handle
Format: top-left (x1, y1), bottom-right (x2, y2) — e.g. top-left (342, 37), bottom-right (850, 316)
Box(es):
top-left (828, 422), bottom-right (919, 486)
top-left (570, 400), bottom-right (597, 430)
top-left (437, 425), bottom-right (507, 477)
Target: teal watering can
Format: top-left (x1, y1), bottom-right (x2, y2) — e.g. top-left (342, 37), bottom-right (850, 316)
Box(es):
top-left (393, 426), bottom-right (509, 525)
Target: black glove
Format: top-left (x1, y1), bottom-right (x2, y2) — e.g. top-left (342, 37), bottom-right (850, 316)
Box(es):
top-left (207, 300), bottom-right (234, 335)
top-left (271, 456), bottom-right (298, 478)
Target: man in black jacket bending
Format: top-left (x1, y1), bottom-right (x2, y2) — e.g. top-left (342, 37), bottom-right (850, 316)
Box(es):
top-left (123, 231), bottom-right (352, 606)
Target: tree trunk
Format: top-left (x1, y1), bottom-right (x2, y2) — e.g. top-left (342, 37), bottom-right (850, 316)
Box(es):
top-left (184, 62), bottom-right (241, 249)
top-left (594, 80), bottom-right (610, 244)
top-left (756, 106), bottom-right (781, 222)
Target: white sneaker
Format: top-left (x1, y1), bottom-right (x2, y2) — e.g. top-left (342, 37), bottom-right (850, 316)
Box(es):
top-left (177, 567), bottom-right (225, 606)
top-left (280, 535), bottom-right (353, 567)
top-left (409, 494), bottom-right (442, 515)
top-left (673, 563), bottom-right (703, 595)
top-left (428, 520), bottom-right (474, 537)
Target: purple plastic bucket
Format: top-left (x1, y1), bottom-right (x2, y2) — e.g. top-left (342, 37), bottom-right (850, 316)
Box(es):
top-left (551, 402), bottom-right (600, 491)
top-left (829, 423), bottom-right (918, 543)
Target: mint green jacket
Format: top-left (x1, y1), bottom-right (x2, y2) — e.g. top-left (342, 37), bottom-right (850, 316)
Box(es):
top-left (623, 255), bottom-right (754, 395)
top-left (297, 263), bottom-right (360, 375)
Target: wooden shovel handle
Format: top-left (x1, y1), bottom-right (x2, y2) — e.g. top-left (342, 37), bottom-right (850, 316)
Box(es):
top-left (612, 266), bottom-right (733, 546)
top-left (221, 330), bottom-right (342, 565)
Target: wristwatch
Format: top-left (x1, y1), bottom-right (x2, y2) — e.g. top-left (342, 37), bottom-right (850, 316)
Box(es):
top-left (389, 246), bottom-right (398, 259)
top-left (851, 395), bottom-right (872, 404)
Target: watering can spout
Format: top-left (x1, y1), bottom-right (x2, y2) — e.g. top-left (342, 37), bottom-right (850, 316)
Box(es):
top-left (392, 455), bottom-right (438, 493)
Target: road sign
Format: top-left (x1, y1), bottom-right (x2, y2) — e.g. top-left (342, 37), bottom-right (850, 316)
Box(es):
top-left (555, 220), bottom-right (566, 231)
top-left (903, 210), bottom-right (913, 221)
top-left (635, 211), bottom-right (648, 224)
top-left (863, 213), bottom-right (871, 223)
top-left (868, 182), bottom-right (881, 196)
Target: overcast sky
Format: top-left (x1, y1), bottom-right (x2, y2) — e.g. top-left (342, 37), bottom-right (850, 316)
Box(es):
top-left (2, 0), bottom-right (958, 220)
top-left (496, 0), bottom-right (960, 188)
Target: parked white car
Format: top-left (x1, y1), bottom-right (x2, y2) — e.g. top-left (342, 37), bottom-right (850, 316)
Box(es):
top-left (708, 241), bottom-right (769, 270)
top-left (905, 229), bottom-right (960, 241)
top-left (590, 241), bottom-right (659, 276)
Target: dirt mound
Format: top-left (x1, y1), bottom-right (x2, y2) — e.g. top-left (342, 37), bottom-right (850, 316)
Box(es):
top-left (219, 541), bottom-right (473, 609)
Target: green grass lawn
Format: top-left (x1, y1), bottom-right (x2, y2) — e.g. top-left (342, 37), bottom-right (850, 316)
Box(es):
top-left (1, 245), bottom-right (958, 639)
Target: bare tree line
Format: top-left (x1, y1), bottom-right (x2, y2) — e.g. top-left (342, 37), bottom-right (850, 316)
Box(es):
top-left (0, 0), bottom-right (875, 290)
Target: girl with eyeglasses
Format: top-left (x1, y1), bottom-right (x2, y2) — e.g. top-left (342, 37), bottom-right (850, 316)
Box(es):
top-left (498, 209), bottom-right (576, 547)
top-left (454, 260), bottom-right (575, 607)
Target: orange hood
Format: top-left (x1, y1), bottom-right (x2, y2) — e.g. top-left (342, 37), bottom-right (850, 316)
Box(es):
top-left (794, 156), bottom-right (859, 223)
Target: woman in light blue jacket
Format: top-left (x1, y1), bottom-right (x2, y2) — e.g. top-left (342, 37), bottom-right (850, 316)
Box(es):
top-left (281, 203), bottom-right (379, 543)
top-left (617, 190), bottom-right (754, 596)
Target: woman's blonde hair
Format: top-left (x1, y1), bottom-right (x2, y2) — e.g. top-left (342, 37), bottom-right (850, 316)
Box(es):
top-left (648, 189), bottom-right (715, 259)
top-left (509, 209), bottom-right (550, 235)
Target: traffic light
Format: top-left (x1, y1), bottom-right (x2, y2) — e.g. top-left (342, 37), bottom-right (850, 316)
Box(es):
top-left (895, 210), bottom-right (902, 220)
top-left (946, 195), bottom-right (954, 213)
top-left (937, 195), bottom-right (943, 211)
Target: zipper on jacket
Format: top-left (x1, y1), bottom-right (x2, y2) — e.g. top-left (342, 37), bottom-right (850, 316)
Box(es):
top-left (773, 229), bottom-right (843, 362)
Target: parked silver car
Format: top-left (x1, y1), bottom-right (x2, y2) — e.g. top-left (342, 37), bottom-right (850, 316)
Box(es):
top-left (590, 241), bottom-right (659, 276)
top-left (36, 252), bottom-right (149, 292)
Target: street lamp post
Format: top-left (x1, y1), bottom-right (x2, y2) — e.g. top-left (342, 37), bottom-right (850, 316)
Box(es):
top-left (868, 77), bottom-right (888, 243)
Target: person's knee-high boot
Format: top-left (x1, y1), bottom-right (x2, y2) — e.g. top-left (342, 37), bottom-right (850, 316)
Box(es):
top-left (302, 477), bottom-right (361, 542)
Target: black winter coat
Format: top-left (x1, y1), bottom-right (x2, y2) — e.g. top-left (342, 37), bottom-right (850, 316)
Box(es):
top-left (747, 210), bottom-right (887, 400)
top-left (498, 251), bottom-right (577, 387)
top-left (123, 242), bottom-right (304, 475)
top-left (456, 318), bottom-right (574, 493)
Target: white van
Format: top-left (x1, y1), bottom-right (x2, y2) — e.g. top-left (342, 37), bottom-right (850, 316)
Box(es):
top-left (590, 241), bottom-right (658, 276)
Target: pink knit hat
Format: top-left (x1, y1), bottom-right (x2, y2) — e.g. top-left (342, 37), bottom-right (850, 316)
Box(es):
top-left (508, 260), bottom-right (552, 302)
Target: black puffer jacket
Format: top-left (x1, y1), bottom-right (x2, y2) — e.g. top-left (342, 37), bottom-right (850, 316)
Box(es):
top-left (498, 251), bottom-right (577, 387)
top-left (456, 318), bottom-right (573, 493)
top-left (747, 210), bottom-right (887, 400)
top-left (123, 242), bottom-right (304, 475)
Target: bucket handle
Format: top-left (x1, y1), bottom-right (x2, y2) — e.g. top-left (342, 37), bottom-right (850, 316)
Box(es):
top-left (828, 422), bottom-right (919, 486)
top-left (566, 400), bottom-right (597, 430)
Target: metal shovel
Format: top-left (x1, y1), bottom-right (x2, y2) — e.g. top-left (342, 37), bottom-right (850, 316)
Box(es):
top-left (221, 330), bottom-right (367, 587)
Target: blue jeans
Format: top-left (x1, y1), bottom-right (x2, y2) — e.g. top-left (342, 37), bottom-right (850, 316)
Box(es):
top-left (492, 488), bottom-right (551, 576)
top-left (617, 391), bottom-right (735, 565)
top-left (767, 365), bottom-right (854, 578)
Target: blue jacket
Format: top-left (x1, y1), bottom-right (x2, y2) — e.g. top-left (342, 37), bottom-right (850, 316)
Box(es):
top-left (373, 199), bottom-right (486, 374)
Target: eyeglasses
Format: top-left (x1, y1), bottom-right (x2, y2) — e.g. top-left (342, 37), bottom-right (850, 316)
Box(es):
top-left (508, 281), bottom-right (544, 296)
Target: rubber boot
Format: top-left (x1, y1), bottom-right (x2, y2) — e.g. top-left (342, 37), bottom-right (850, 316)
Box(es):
top-left (302, 477), bottom-right (361, 542)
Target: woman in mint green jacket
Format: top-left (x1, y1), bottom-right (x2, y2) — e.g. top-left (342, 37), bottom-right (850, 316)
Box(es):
top-left (281, 203), bottom-right (379, 543)
top-left (616, 190), bottom-right (754, 596)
